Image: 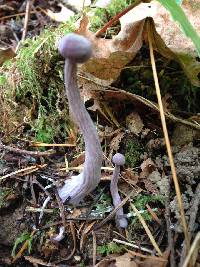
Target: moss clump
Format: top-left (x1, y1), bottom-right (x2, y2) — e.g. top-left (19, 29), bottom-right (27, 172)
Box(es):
top-left (90, 0), bottom-right (135, 32)
top-left (125, 138), bottom-right (143, 168)
top-left (97, 241), bottom-right (124, 256)
top-left (127, 194), bottom-right (164, 235)
top-left (0, 1), bottom-right (136, 142)
top-left (0, 18), bottom-right (77, 142)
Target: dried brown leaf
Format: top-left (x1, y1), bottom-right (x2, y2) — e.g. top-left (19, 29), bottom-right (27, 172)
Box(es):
top-left (24, 256), bottom-right (58, 266)
top-left (126, 112), bottom-right (144, 135)
top-left (76, 16), bottom-right (144, 84)
top-left (138, 249), bottom-right (169, 267)
top-left (0, 47), bottom-right (15, 66)
top-left (46, 4), bottom-right (74, 22)
top-left (77, 0), bottom-right (200, 86)
top-left (140, 158), bottom-right (156, 179)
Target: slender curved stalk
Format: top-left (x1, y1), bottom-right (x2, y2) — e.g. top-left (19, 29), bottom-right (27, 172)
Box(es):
top-left (58, 34), bottom-right (103, 205)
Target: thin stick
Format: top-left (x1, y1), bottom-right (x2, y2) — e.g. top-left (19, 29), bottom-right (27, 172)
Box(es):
top-left (95, 0), bottom-right (141, 37)
top-left (0, 10), bottom-right (38, 21)
top-left (92, 231), bottom-right (97, 266)
top-left (179, 183), bottom-right (200, 266)
top-left (94, 191), bottom-right (133, 230)
top-left (113, 239), bottom-right (154, 254)
top-left (31, 142), bottom-right (75, 147)
top-left (164, 177), bottom-right (176, 267)
top-left (0, 143), bottom-right (55, 157)
top-left (55, 191), bottom-right (67, 228)
top-left (0, 164), bottom-right (47, 181)
top-left (182, 232), bottom-right (200, 267)
top-left (21, 0), bottom-right (32, 42)
top-left (147, 20), bottom-right (190, 251)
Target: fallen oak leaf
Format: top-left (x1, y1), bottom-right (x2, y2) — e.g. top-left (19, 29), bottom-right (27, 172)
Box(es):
top-left (0, 47), bottom-right (15, 66)
top-left (46, 4), bottom-right (74, 22)
top-left (76, 15), bottom-right (145, 84)
top-left (115, 253), bottom-right (138, 267)
top-left (75, 1), bottom-right (200, 86)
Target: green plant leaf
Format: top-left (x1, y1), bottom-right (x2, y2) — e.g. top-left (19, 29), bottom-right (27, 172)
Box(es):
top-left (12, 232), bottom-right (33, 257)
top-left (175, 0), bottom-right (182, 5)
top-left (97, 242), bottom-right (124, 256)
top-left (157, 0), bottom-right (200, 56)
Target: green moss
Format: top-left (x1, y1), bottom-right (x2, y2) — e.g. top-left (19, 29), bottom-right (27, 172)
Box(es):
top-left (1, 18), bottom-right (77, 142)
top-left (97, 241), bottom-right (124, 256)
top-left (90, 0), bottom-right (135, 32)
top-left (129, 194), bottom-right (164, 226)
top-left (134, 194), bottom-right (165, 210)
top-left (0, 1), bottom-right (137, 142)
top-left (125, 139), bottom-right (143, 168)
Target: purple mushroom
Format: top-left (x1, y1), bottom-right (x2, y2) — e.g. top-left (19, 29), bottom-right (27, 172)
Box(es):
top-left (57, 33), bottom-right (103, 205)
top-left (110, 153), bottom-right (128, 228)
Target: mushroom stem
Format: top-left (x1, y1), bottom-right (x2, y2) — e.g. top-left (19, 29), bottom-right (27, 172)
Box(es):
top-left (57, 34), bottom-right (103, 205)
top-left (110, 153), bottom-right (128, 228)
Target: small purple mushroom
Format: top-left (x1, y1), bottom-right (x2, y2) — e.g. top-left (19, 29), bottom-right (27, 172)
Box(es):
top-left (57, 33), bottom-right (103, 205)
top-left (110, 153), bottom-right (128, 228)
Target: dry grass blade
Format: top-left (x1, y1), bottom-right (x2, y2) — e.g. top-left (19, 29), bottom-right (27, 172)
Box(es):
top-left (130, 203), bottom-right (162, 256)
top-left (182, 232), bottom-right (200, 267)
top-left (147, 19), bottom-right (190, 251)
top-left (31, 142), bottom-right (76, 147)
top-left (0, 164), bottom-right (47, 181)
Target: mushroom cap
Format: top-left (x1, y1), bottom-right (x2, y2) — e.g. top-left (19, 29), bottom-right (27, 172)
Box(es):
top-left (58, 33), bottom-right (92, 63)
top-left (112, 153), bottom-right (125, 166)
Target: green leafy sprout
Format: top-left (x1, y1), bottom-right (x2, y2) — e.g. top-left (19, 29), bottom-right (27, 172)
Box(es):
top-left (12, 231), bottom-right (33, 257)
top-left (97, 241), bottom-right (124, 256)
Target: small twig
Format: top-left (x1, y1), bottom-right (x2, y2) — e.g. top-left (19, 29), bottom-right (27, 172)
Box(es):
top-left (182, 232), bottom-right (200, 267)
top-left (0, 164), bottom-right (47, 182)
top-left (146, 204), bottom-right (161, 225)
top-left (30, 176), bottom-right (37, 205)
top-left (179, 183), bottom-right (200, 266)
top-left (21, 0), bottom-right (32, 41)
top-left (147, 19), bottom-right (190, 251)
top-left (94, 191), bottom-right (133, 230)
top-left (95, 0), bottom-right (141, 37)
top-left (26, 207), bottom-right (54, 213)
top-left (92, 231), bottom-right (97, 266)
top-left (31, 142), bottom-right (75, 147)
top-left (0, 143), bottom-right (55, 157)
top-left (0, 10), bottom-right (39, 21)
top-left (188, 183), bottom-right (200, 233)
top-left (113, 239), bottom-right (154, 254)
top-left (32, 178), bottom-right (51, 198)
top-left (39, 196), bottom-right (51, 224)
top-left (164, 177), bottom-right (175, 267)
top-left (55, 191), bottom-right (67, 228)
top-left (59, 166), bottom-right (114, 172)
